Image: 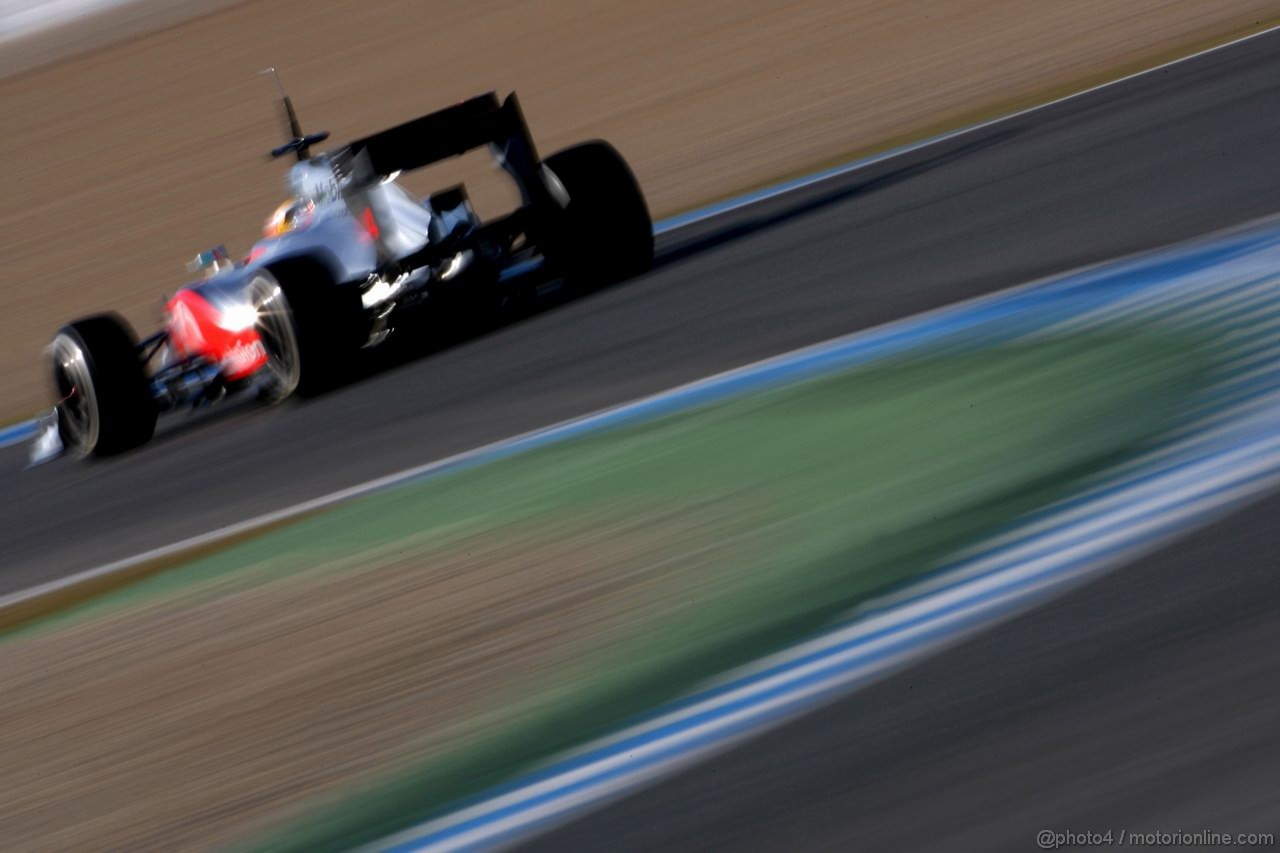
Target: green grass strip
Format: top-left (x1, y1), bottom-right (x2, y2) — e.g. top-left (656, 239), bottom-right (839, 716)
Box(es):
top-left (236, 331), bottom-right (1205, 851)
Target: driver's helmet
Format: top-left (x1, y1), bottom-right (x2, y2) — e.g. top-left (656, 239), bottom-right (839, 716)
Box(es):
top-left (263, 199), bottom-right (314, 238)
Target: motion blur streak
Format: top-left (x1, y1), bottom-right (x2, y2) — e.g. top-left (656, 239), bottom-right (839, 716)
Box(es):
top-left (372, 218), bottom-right (1280, 853)
top-left (0, 0), bottom-right (136, 43)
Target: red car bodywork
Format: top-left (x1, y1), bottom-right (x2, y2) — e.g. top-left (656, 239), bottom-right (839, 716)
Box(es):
top-left (164, 289), bottom-right (268, 381)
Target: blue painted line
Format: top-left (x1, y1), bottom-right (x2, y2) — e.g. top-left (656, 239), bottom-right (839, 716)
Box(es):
top-left (0, 419), bottom-right (38, 450)
top-left (1220, 337), bottom-right (1280, 369)
top-left (1204, 365), bottom-right (1280, 408)
top-left (651, 154), bottom-right (915, 235)
top-left (1107, 274), bottom-right (1280, 328)
top-left (853, 437), bottom-right (1280, 618)
top-left (1201, 367), bottom-right (1280, 410)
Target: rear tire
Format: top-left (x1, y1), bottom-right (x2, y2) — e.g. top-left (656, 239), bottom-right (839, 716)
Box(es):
top-left (541, 141), bottom-right (654, 288)
top-left (51, 314), bottom-right (157, 456)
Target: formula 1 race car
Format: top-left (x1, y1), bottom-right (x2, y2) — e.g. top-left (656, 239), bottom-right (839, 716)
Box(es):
top-left (44, 83), bottom-right (653, 457)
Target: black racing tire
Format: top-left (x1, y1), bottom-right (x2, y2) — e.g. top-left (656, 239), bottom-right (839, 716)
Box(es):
top-left (246, 272), bottom-right (302, 404)
top-left (266, 259), bottom-right (362, 396)
top-left (541, 141), bottom-right (654, 289)
top-left (51, 313), bottom-right (157, 456)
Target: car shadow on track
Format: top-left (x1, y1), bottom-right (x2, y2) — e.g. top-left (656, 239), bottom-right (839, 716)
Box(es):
top-left (342, 128), bottom-right (1019, 385)
top-left (652, 128), bottom-right (1017, 271)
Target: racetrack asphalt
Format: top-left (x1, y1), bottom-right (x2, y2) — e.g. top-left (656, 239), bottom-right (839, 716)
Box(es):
top-left (4, 27), bottom-right (1280, 848)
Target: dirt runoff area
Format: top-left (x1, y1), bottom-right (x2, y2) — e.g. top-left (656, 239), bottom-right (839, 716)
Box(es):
top-left (0, 1), bottom-right (1275, 419)
top-left (0, 515), bottom-right (728, 850)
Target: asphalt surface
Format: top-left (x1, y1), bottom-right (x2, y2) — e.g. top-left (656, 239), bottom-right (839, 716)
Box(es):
top-left (1, 17), bottom-right (1278, 853)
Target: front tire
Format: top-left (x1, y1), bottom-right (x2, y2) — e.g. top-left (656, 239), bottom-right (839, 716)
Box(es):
top-left (541, 141), bottom-right (654, 289)
top-left (249, 273), bottom-right (302, 404)
top-left (51, 314), bottom-right (157, 456)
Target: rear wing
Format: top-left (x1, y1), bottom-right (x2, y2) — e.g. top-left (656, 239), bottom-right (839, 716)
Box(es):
top-left (339, 92), bottom-right (540, 177)
top-left (335, 91), bottom-right (554, 267)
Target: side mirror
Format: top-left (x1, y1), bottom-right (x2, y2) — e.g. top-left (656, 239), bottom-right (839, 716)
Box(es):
top-left (186, 245), bottom-right (233, 277)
